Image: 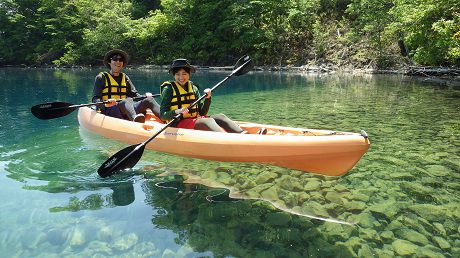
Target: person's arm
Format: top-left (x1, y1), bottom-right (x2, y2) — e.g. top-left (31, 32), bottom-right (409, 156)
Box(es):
top-left (92, 74), bottom-right (108, 110)
top-left (159, 85), bottom-right (179, 121)
top-left (195, 86), bottom-right (211, 116)
top-left (125, 74), bottom-right (142, 98)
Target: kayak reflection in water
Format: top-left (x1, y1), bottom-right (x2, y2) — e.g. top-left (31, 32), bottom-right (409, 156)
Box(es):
top-left (159, 58), bottom-right (246, 133)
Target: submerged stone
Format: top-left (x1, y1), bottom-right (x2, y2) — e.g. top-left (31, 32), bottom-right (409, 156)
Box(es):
top-left (433, 236), bottom-right (451, 250)
top-left (392, 239), bottom-right (418, 256)
top-left (425, 165), bottom-right (451, 177)
top-left (415, 246), bottom-right (445, 258)
top-left (69, 227), bottom-right (86, 247)
top-left (395, 228), bottom-right (429, 245)
top-left (324, 191), bottom-right (344, 205)
top-left (304, 180), bottom-right (321, 191)
top-left (113, 233), bottom-right (138, 251)
top-left (344, 201), bottom-right (366, 212)
top-left (368, 200), bottom-right (399, 220)
top-left (407, 204), bottom-right (448, 222)
top-left (301, 201), bottom-right (329, 218)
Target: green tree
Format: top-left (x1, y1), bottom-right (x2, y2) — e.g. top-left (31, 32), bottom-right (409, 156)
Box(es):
top-left (389, 0), bottom-right (460, 66)
top-left (346, 0), bottom-right (396, 67)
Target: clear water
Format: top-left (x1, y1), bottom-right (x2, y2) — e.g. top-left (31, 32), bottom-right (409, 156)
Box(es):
top-left (0, 68), bottom-right (459, 257)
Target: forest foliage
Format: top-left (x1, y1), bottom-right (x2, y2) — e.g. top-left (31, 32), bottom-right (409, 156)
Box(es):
top-left (0, 0), bottom-right (459, 68)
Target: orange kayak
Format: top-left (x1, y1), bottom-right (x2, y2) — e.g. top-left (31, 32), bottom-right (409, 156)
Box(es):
top-left (78, 107), bottom-right (370, 176)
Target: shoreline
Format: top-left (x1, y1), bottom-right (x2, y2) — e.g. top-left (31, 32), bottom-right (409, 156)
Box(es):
top-left (2, 64), bottom-right (460, 87)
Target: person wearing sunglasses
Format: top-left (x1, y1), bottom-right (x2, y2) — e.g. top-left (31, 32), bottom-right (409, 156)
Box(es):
top-left (159, 58), bottom-right (246, 133)
top-left (92, 49), bottom-right (160, 123)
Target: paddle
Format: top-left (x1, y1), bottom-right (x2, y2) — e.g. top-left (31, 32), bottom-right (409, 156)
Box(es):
top-left (98, 55), bottom-right (254, 178)
top-left (31, 95), bottom-right (160, 120)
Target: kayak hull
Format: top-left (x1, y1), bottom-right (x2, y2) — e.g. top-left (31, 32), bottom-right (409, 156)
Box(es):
top-left (78, 107), bottom-right (370, 176)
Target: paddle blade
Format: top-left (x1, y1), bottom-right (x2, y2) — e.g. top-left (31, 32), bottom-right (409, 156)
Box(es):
top-left (31, 102), bottom-right (76, 119)
top-left (233, 55), bottom-right (253, 76)
top-left (97, 144), bottom-right (146, 178)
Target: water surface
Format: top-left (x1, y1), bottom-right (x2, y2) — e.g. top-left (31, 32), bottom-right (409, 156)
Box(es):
top-left (0, 68), bottom-right (459, 257)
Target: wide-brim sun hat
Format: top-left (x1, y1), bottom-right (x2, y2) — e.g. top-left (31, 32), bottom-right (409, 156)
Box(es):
top-left (103, 49), bottom-right (129, 68)
top-left (168, 58), bottom-right (196, 74)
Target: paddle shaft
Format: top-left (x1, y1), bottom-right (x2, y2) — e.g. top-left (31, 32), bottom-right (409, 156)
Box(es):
top-left (56, 95), bottom-right (159, 110)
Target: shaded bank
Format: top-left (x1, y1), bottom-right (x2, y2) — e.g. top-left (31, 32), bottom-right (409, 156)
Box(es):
top-left (2, 64), bottom-right (460, 88)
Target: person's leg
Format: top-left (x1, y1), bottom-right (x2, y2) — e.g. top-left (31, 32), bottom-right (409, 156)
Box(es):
top-left (194, 117), bottom-right (226, 132)
top-left (117, 98), bottom-right (137, 121)
top-left (104, 105), bottom-right (125, 119)
top-left (134, 97), bottom-right (160, 117)
top-left (211, 113), bottom-right (244, 133)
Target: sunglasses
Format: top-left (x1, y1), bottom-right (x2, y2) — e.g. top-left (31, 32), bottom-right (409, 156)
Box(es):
top-left (111, 56), bottom-right (124, 62)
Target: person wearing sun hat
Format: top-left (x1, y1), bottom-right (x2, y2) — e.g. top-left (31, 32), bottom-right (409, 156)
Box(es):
top-left (159, 58), bottom-right (246, 133)
top-left (92, 49), bottom-right (160, 123)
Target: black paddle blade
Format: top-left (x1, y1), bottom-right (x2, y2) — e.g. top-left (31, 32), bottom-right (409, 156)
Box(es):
top-left (97, 144), bottom-right (146, 178)
top-left (233, 55), bottom-right (253, 76)
top-left (31, 101), bottom-right (76, 120)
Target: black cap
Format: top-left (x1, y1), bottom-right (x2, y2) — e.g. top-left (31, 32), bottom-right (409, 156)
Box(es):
top-left (168, 58), bottom-right (196, 74)
top-left (103, 49), bottom-right (129, 68)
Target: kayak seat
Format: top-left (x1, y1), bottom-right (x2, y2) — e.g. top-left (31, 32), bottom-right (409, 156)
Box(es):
top-left (257, 127), bottom-right (267, 135)
top-left (145, 108), bottom-right (165, 124)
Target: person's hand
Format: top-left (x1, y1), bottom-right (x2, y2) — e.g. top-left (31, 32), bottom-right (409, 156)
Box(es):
top-left (145, 92), bottom-right (153, 98)
top-left (175, 108), bottom-right (189, 115)
top-left (104, 98), bottom-right (117, 107)
top-left (204, 88), bottom-right (211, 99)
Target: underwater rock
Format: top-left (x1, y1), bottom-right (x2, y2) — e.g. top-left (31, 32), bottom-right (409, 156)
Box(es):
top-left (389, 172), bottom-right (416, 180)
top-left (278, 175), bottom-right (304, 191)
top-left (216, 172), bottom-right (232, 184)
top-left (394, 228), bottom-right (429, 246)
top-left (334, 184), bottom-right (349, 192)
top-left (368, 200), bottom-right (399, 220)
top-left (348, 192), bottom-right (370, 202)
top-left (254, 171), bottom-right (278, 184)
top-left (392, 239), bottom-right (418, 256)
top-left (374, 247), bottom-right (395, 258)
top-left (97, 226), bottom-right (114, 242)
top-left (353, 212), bottom-right (378, 228)
top-left (46, 228), bottom-right (69, 246)
top-left (69, 227), bottom-right (86, 247)
top-left (301, 201), bottom-right (329, 218)
top-left (407, 204), bottom-right (448, 222)
top-left (250, 183), bottom-right (272, 194)
top-left (133, 242), bottom-right (161, 257)
top-left (433, 222), bottom-right (447, 236)
top-left (344, 201), bottom-right (366, 212)
top-left (260, 187), bottom-right (278, 200)
top-left (432, 236), bottom-right (451, 250)
top-left (425, 165), bottom-right (451, 177)
top-left (323, 223), bottom-right (356, 242)
top-left (336, 237), bottom-right (363, 256)
top-left (161, 248), bottom-right (176, 258)
top-left (357, 244), bottom-right (374, 257)
top-left (324, 191), bottom-right (344, 205)
top-left (359, 228), bottom-right (380, 242)
top-left (415, 245), bottom-right (445, 258)
top-left (113, 233), bottom-right (138, 251)
top-left (380, 231), bottom-right (395, 243)
top-left (304, 180), bottom-right (321, 191)
top-left (86, 240), bottom-right (112, 255)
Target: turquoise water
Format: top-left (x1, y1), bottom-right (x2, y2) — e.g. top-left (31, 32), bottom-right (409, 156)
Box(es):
top-left (0, 68), bottom-right (459, 257)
